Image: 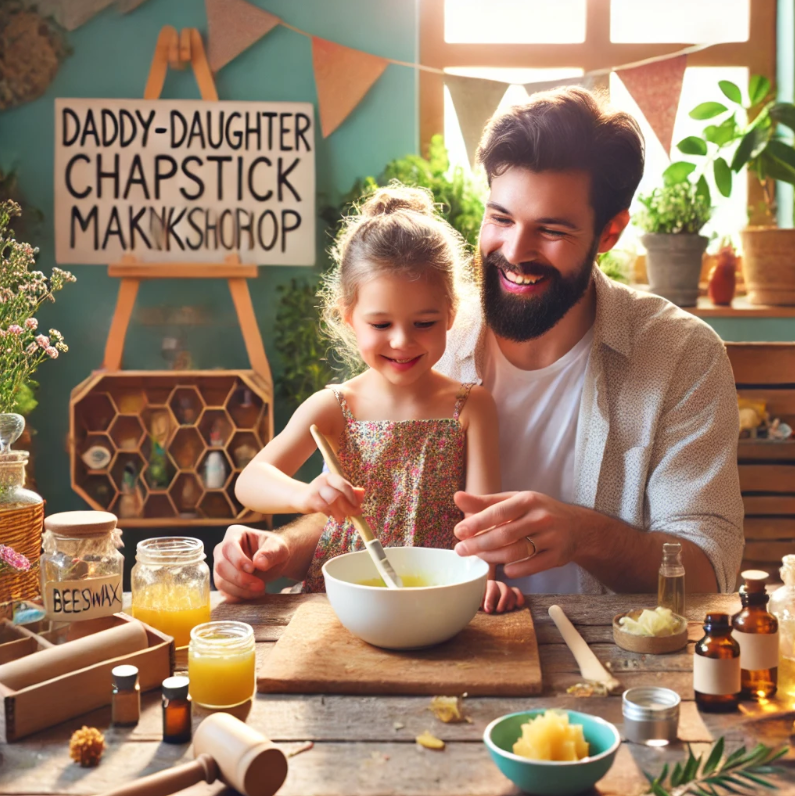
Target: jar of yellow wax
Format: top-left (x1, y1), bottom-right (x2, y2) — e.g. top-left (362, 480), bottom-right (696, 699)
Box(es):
top-left (188, 621), bottom-right (256, 708)
top-left (131, 537), bottom-right (211, 647)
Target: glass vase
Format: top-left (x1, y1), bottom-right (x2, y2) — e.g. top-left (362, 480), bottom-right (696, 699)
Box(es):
top-left (0, 413), bottom-right (44, 613)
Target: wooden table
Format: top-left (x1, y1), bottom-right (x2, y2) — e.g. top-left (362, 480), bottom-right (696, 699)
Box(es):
top-left (2, 593), bottom-right (794, 795)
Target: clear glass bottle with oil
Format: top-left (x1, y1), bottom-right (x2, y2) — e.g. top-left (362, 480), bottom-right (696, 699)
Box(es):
top-left (770, 555), bottom-right (795, 698)
top-left (693, 613), bottom-right (741, 712)
top-left (732, 570), bottom-right (778, 699)
top-left (658, 542), bottom-right (685, 617)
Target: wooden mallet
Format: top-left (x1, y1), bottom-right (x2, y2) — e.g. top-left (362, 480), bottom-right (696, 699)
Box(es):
top-left (102, 713), bottom-right (288, 796)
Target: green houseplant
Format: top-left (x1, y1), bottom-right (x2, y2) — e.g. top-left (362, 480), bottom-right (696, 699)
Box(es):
top-left (664, 74), bottom-right (795, 304)
top-left (634, 181), bottom-right (713, 307)
top-left (275, 136), bottom-right (486, 410)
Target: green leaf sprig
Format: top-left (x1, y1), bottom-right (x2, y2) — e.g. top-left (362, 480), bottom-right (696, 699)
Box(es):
top-left (645, 737), bottom-right (787, 796)
top-left (664, 74), bottom-right (795, 219)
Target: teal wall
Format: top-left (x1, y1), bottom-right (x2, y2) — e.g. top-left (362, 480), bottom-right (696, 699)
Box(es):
top-left (0, 0), bottom-right (418, 529)
top-left (0, 0), bottom-right (793, 538)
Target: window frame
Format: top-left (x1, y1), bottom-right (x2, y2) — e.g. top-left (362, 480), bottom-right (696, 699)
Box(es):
top-left (419, 0), bottom-right (777, 222)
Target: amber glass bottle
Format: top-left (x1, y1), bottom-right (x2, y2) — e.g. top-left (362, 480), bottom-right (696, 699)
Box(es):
top-left (693, 613), bottom-right (741, 712)
top-left (732, 570), bottom-right (779, 699)
top-left (162, 675), bottom-right (192, 744)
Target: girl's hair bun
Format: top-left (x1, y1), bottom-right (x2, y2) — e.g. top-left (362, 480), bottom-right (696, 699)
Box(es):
top-left (360, 183), bottom-right (435, 219)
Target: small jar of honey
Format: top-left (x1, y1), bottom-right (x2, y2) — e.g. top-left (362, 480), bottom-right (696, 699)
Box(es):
top-left (188, 621), bottom-right (256, 708)
top-left (131, 537), bottom-right (211, 647)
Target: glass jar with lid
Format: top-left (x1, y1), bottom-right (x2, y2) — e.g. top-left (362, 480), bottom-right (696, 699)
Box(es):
top-left (131, 537), bottom-right (211, 647)
top-left (771, 555), bottom-right (795, 697)
top-left (40, 511), bottom-right (124, 621)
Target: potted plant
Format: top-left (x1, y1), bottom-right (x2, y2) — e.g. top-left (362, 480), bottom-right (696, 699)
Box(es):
top-left (665, 74), bottom-right (795, 305)
top-left (634, 181), bottom-right (713, 307)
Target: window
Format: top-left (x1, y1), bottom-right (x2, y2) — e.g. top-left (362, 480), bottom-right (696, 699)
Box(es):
top-left (421, 0), bottom-right (776, 242)
top-left (445, 0), bottom-right (587, 44)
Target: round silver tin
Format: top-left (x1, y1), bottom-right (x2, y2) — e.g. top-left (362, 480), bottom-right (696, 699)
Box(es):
top-left (622, 686), bottom-right (680, 745)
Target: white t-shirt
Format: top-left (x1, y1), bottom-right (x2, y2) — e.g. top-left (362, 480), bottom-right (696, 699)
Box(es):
top-left (481, 327), bottom-right (594, 594)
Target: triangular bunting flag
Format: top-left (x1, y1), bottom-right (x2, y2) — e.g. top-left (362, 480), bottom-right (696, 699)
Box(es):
top-left (523, 74), bottom-right (597, 96)
top-left (117, 0), bottom-right (151, 12)
top-left (205, 0), bottom-right (281, 73)
top-left (444, 74), bottom-right (509, 168)
top-left (617, 55), bottom-right (687, 155)
top-left (23, 0), bottom-right (116, 30)
top-left (312, 37), bottom-right (388, 137)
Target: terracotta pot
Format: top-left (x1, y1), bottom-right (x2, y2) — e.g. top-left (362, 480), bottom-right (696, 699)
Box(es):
top-left (740, 227), bottom-right (795, 305)
top-left (642, 233), bottom-right (709, 307)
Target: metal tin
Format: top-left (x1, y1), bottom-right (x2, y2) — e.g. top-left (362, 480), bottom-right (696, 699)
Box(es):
top-left (622, 686), bottom-right (680, 745)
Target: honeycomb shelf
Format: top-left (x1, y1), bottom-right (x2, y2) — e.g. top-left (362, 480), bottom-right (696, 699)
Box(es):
top-left (70, 371), bottom-right (271, 526)
top-left (67, 39), bottom-right (275, 529)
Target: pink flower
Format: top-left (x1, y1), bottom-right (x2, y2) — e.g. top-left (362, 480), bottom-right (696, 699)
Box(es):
top-left (7, 325), bottom-right (22, 336)
top-left (24, 318), bottom-right (38, 330)
top-left (25, 343), bottom-right (37, 355)
top-left (35, 334), bottom-right (49, 348)
top-left (0, 545), bottom-right (30, 572)
top-left (45, 346), bottom-right (58, 359)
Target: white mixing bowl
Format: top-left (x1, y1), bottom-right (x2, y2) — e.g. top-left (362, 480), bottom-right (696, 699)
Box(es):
top-left (322, 546), bottom-right (489, 650)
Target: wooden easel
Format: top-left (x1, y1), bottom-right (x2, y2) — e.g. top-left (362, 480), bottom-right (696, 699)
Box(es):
top-left (102, 26), bottom-right (272, 388)
top-left (68, 26), bottom-right (273, 527)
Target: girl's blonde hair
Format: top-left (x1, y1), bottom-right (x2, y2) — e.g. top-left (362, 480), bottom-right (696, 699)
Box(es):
top-left (321, 181), bottom-right (476, 373)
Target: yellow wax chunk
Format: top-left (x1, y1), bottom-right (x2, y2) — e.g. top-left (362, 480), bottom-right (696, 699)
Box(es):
top-left (513, 711), bottom-right (589, 762)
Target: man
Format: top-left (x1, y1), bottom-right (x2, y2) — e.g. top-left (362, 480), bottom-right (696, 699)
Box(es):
top-left (214, 87), bottom-right (744, 609)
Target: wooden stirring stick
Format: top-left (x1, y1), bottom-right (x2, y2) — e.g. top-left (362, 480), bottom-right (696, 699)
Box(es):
top-left (309, 424), bottom-right (403, 589)
top-left (548, 604), bottom-right (622, 694)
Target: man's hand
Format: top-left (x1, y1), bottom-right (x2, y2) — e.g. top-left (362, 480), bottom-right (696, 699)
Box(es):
top-left (213, 524), bottom-right (292, 602)
top-left (453, 491), bottom-right (586, 579)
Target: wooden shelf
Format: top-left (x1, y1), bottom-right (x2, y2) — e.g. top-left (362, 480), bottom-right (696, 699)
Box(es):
top-left (70, 371), bottom-right (272, 527)
top-left (632, 287), bottom-right (795, 317)
top-left (688, 295), bottom-right (795, 318)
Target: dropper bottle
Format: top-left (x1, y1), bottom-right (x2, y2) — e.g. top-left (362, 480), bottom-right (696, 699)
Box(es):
top-left (732, 570), bottom-right (778, 700)
top-left (658, 542), bottom-right (685, 617)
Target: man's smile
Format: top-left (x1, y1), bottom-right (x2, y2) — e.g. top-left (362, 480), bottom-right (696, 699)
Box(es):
top-left (501, 269), bottom-right (547, 286)
top-left (498, 266), bottom-right (550, 294)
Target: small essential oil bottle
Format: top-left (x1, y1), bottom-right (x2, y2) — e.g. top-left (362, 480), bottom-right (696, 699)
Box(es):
top-left (732, 570), bottom-right (779, 699)
top-left (162, 675), bottom-right (192, 744)
top-left (658, 542), bottom-right (685, 617)
top-left (111, 664), bottom-right (141, 726)
top-left (693, 613), bottom-right (741, 712)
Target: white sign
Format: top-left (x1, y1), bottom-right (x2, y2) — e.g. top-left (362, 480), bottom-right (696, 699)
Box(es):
top-left (54, 98), bottom-right (316, 265)
top-left (44, 574), bottom-right (123, 621)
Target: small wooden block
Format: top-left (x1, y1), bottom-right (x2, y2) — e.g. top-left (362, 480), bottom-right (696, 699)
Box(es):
top-left (257, 598), bottom-right (542, 696)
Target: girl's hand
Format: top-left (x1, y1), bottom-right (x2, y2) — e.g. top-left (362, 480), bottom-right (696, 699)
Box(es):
top-left (482, 578), bottom-right (525, 613)
top-left (300, 473), bottom-right (365, 522)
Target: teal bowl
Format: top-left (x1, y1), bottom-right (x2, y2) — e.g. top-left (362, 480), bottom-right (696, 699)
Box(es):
top-left (483, 709), bottom-right (621, 796)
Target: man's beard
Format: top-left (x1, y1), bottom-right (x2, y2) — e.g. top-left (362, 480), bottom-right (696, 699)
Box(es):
top-left (480, 242), bottom-right (598, 342)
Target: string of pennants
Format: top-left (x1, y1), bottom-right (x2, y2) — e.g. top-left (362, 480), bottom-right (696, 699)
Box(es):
top-left (32, 0), bottom-right (714, 155)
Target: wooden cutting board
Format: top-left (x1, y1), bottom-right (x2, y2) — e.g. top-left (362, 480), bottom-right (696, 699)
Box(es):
top-left (257, 598), bottom-right (542, 696)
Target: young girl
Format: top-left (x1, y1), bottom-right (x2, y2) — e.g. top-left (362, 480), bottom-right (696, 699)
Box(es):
top-left (235, 183), bottom-right (521, 612)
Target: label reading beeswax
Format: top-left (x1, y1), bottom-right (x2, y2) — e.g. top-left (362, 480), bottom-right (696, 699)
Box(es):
top-left (44, 575), bottom-right (122, 620)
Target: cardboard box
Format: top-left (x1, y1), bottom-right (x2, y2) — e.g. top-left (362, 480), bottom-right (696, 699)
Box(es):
top-left (0, 612), bottom-right (174, 741)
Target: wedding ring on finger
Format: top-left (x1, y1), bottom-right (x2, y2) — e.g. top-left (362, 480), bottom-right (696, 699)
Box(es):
top-left (524, 535), bottom-right (537, 559)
